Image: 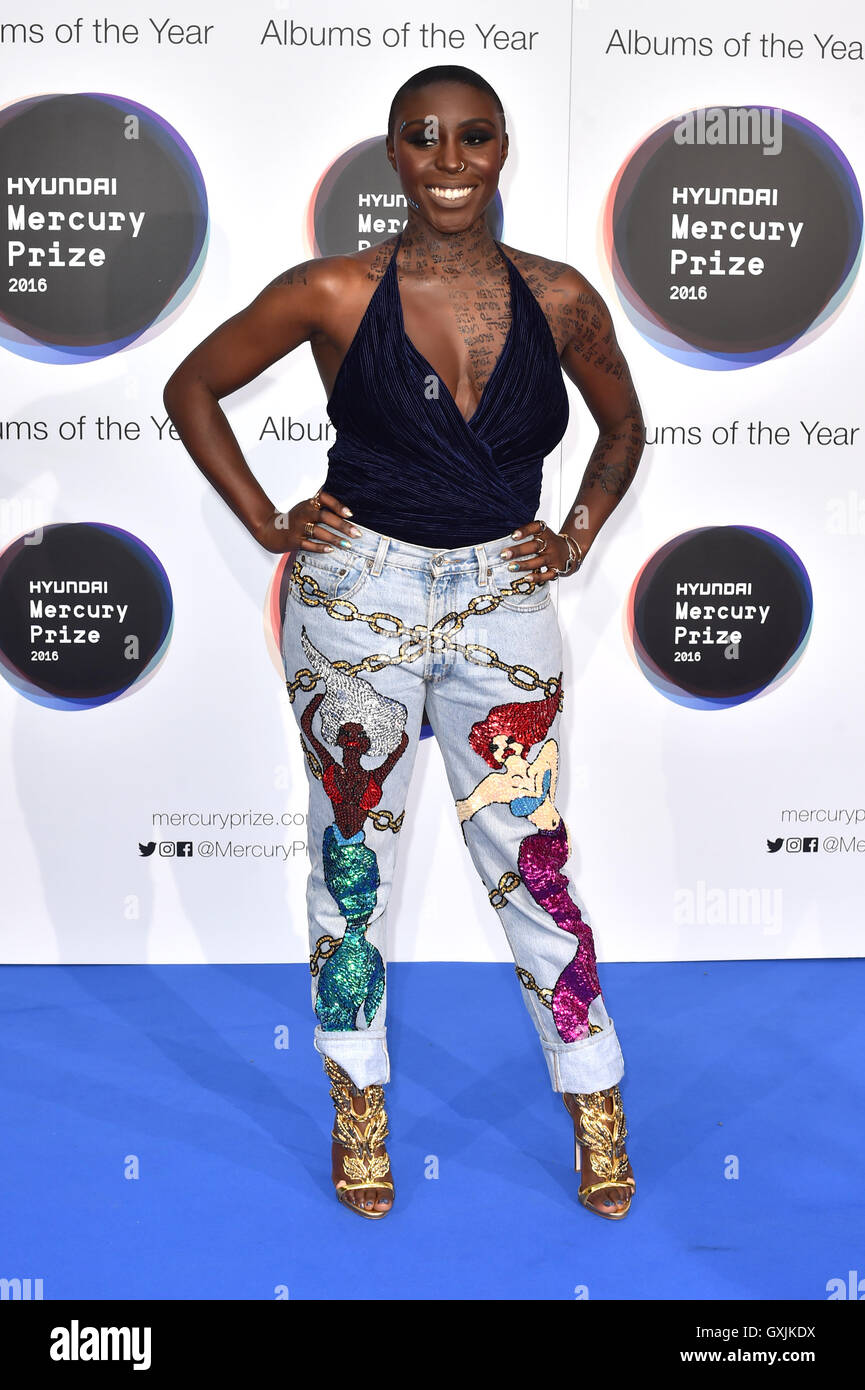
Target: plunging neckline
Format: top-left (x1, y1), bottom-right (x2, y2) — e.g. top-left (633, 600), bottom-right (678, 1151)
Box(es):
top-left (392, 232), bottom-right (516, 430)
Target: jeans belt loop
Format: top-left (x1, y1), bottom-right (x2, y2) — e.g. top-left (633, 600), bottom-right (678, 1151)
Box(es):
top-left (474, 543), bottom-right (489, 586)
top-left (371, 532), bottom-right (389, 576)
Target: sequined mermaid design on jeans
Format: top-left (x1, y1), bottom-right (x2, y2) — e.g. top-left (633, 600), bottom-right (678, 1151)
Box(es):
top-left (299, 628), bottom-right (409, 1030)
top-left (456, 678), bottom-right (602, 1041)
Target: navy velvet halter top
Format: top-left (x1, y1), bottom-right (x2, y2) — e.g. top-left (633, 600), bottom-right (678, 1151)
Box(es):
top-left (322, 232), bottom-right (570, 548)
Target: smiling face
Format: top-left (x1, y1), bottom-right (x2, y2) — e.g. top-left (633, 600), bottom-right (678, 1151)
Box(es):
top-left (387, 81), bottom-right (508, 233)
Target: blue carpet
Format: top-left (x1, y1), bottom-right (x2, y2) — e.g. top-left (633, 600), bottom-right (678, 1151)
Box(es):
top-left (0, 960), bottom-right (861, 1300)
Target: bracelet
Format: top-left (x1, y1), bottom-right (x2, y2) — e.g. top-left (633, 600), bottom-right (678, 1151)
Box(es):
top-left (557, 532), bottom-right (583, 577)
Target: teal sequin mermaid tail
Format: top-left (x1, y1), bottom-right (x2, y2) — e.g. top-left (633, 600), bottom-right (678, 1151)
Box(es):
top-left (317, 823), bottom-right (385, 1029)
top-left (316, 929), bottom-right (385, 1030)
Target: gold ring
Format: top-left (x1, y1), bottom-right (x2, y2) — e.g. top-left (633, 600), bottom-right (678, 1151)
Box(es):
top-left (311, 489), bottom-right (323, 509)
top-left (304, 520), bottom-right (316, 539)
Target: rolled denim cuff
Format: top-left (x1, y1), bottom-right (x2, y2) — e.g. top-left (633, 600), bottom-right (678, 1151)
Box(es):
top-left (313, 1025), bottom-right (390, 1089)
top-left (540, 1016), bottom-right (625, 1094)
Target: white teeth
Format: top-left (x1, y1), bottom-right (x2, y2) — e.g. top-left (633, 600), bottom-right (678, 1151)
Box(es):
top-left (426, 186), bottom-right (473, 201)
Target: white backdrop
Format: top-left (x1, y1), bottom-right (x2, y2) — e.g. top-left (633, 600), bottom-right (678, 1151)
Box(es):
top-left (0, 0), bottom-right (862, 963)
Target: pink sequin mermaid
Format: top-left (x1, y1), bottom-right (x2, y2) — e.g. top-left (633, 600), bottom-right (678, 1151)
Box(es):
top-left (456, 677), bottom-right (601, 1041)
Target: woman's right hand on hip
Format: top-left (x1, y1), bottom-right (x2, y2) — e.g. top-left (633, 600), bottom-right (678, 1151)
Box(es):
top-left (254, 489), bottom-right (360, 554)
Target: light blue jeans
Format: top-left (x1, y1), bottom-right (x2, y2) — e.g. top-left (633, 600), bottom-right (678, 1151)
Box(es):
top-left (280, 521), bottom-right (625, 1094)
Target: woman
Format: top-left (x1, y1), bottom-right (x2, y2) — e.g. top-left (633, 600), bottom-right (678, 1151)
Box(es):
top-left (164, 64), bottom-right (645, 1221)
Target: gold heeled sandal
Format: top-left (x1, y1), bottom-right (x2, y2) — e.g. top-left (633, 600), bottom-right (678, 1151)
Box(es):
top-left (563, 1085), bottom-right (636, 1220)
top-left (324, 1056), bottom-right (394, 1220)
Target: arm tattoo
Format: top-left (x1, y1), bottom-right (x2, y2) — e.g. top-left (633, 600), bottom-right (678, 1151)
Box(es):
top-left (508, 254), bottom-right (645, 508)
top-left (584, 386), bottom-right (644, 497)
top-left (268, 261), bottom-right (313, 289)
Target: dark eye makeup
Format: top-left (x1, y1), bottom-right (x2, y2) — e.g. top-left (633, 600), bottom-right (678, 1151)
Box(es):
top-left (404, 129), bottom-right (495, 148)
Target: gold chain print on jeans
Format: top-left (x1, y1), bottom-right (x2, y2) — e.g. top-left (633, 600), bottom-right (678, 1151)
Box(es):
top-left (284, 558), bottom-right (559, 702)
top-left (488, 869), bottom-right (521, 908)
top-left (514, 966), bottom-right (603, 1034)
top-left (310, 934), bottom-right (341, 977)
top-left (514, 966), bottom-right (554, 1007)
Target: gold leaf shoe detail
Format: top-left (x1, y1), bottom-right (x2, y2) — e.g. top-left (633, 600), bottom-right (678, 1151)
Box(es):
top-left (324, 1056), bottom-right (394, 1220)
top-left (563, 1085), bottom-right (635, 1220)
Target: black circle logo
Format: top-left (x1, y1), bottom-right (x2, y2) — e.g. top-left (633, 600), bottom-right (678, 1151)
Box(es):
top-left (0, 522), bottom-right (173, 708)
top-left (606, 107), bottom-right (862, 367)
top-left (628, 526), bottom-right (813, 706)
top-left (0, 93), bottom-right (208, 361)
